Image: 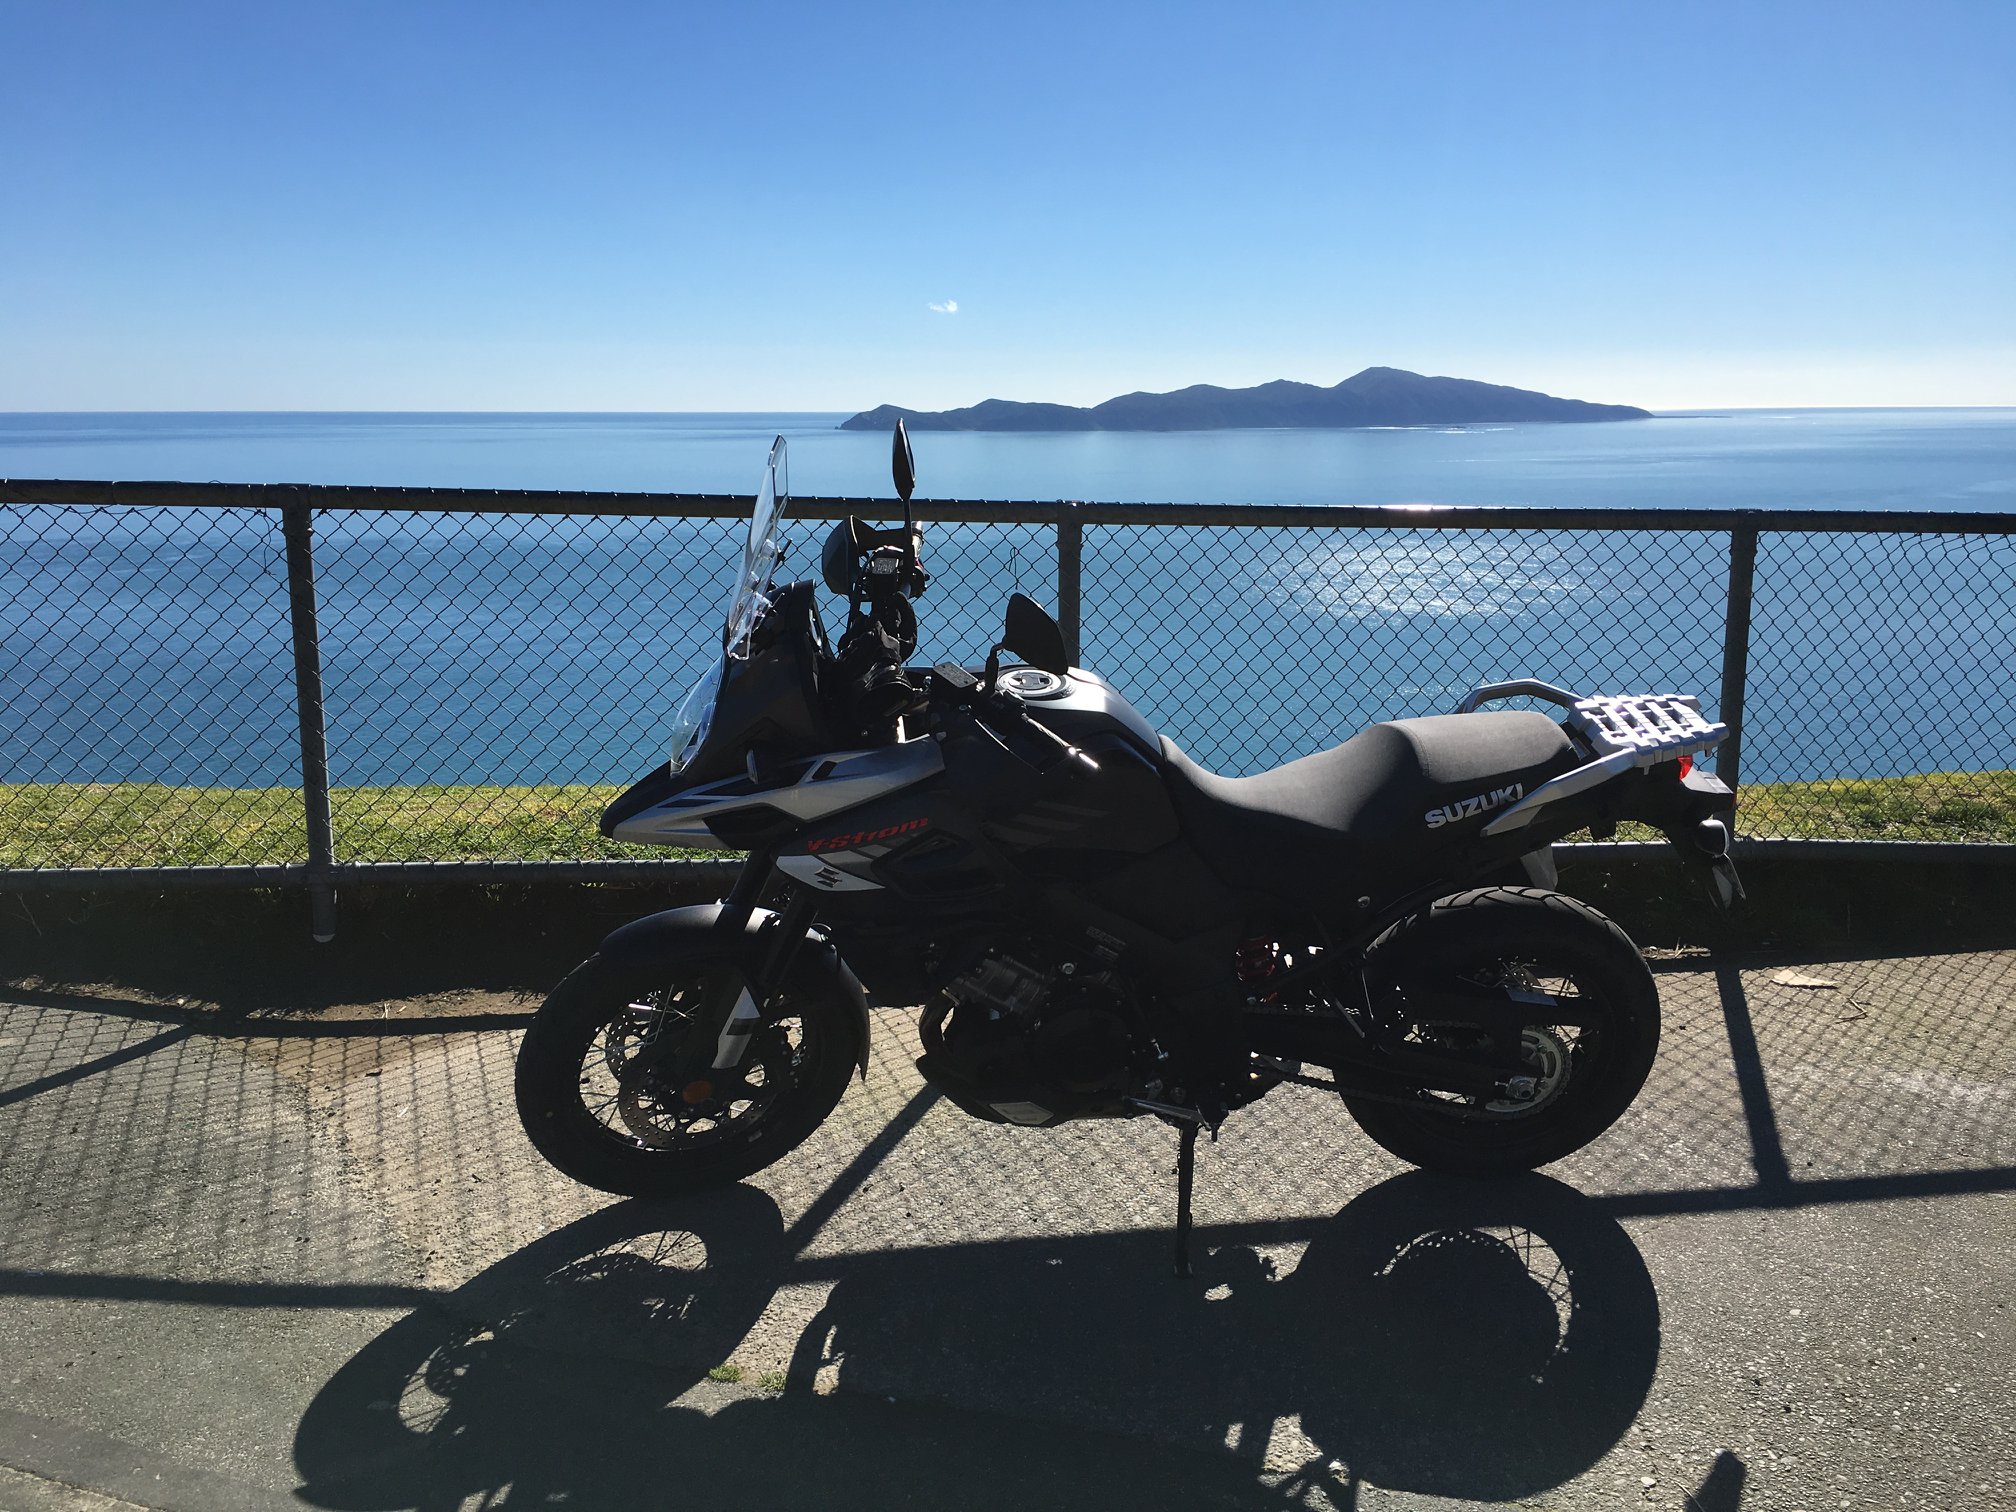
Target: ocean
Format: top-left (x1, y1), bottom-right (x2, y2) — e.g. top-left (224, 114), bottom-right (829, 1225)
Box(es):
top-left (2, 410), bottom-right (2012, 801)
top-left (2, 408), bottom-right (2014, 510)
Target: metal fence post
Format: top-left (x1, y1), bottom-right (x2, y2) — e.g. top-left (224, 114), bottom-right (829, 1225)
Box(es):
top-left (1718, 524), bottom-right (1759, 793)
top-left (1056, 509), bottom-right (1082, 665)
top-left (280, 496), bottom-right (338, 942)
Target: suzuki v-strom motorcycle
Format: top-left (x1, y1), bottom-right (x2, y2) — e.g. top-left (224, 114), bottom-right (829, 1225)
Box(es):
top-left (515, 426), bottom-right (1743, 1271)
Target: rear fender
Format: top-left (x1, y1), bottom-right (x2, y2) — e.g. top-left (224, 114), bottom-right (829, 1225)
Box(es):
top-left (1621, 765), bottom-right (1746, 907)
top-left (1622, 763), bottom-right (1737, 839)
top-left (598, 903), bottom-right (872, 1077)
top-left (1477, 845), bottom-right (1558, 891)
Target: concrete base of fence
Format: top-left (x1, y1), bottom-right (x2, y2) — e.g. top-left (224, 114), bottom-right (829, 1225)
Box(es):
top-left (0, 840), bottom-right (2006, 900)
top-left (5, 846), bottom-right (2015, 959)
top-left (0, 858), bottom-right (747, 891)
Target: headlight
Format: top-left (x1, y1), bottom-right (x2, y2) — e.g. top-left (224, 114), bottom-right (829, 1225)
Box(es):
top-left (667, 658), bottom-right (724, 775)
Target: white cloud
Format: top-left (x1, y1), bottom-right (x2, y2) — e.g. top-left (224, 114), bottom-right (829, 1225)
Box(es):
top-left (927, 299), bottom-right (959, 314)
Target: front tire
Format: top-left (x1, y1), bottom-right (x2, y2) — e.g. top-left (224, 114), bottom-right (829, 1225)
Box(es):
top-left (1342, 887), bottom-right (1659, 1175)
top-left (515, 954), bottom-right (860, 1197)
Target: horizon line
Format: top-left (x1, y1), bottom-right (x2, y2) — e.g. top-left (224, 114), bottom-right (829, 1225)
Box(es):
top-left (4, 404), bottom-right (2015, 418)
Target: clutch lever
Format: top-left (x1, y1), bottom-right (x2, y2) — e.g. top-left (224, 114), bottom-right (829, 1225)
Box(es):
top-left (1020, 709), bottom-right (1100, 776)
top-left (930, 661), bottom-right (1097, 776)
top-left (982, 686), bottom-right (1099, 776)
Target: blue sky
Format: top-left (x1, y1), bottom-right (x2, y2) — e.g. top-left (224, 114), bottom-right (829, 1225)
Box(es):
top-left (4, 0), bottom-right (2012, 410)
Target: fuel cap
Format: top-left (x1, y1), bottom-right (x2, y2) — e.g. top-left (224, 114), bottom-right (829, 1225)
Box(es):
top-left (999, 667), bottom-right (1067, 700)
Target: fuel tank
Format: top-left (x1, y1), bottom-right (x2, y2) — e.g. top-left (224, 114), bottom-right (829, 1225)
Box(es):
top-left (997, 666), bottom-right (1164, 761)
top-left (774, 665), bottom-right (1180, 903)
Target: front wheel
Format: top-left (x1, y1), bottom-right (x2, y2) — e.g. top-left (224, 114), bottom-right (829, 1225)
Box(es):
top-left (514, 954), bottom-right (860, 1197)
top-left (1342, 887), bottom-right (1660, 1175)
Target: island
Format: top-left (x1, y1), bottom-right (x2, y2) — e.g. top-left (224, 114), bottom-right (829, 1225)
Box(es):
top-left (840, 367), bottom-right (1651, 431)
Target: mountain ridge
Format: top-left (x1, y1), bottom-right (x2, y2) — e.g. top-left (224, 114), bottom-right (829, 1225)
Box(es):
top-left (841, 367), bottom-right (1651, 431)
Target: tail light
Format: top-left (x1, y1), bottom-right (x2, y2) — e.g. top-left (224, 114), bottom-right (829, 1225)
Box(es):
top-left (1677, 754), bottom-right (1694, 778)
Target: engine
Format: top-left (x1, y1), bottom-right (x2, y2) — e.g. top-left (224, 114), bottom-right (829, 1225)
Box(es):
top-left (915, 942), bottom-right (1152, 1127)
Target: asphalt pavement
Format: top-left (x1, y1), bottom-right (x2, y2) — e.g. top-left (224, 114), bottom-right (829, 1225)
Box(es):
top-left (1, 939), bottom-right (2011, 1511)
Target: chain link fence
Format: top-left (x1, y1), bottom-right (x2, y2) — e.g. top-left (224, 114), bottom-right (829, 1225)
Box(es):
top-left (1084, 522), bottom-right (1733, 775)
top-left (4, 483), bottom-right (2013, 909)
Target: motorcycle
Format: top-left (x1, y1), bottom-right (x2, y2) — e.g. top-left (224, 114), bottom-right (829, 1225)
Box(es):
top-left (514, 425), bottom-right (1744, 1273)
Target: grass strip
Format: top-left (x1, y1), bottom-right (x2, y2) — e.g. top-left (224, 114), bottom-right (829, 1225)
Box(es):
top-left (1735, 769), bottom-right (2016, 844)
top-left (2, 770), bottom-right (2012, 870)
top-left (0, 782), bottom-right (647, 868)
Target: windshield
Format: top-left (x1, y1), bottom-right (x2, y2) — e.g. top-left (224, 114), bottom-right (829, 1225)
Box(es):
top-left (665, 657), bottom-right (722, 775)
top-left (724, 436), bottom-right (788, 656)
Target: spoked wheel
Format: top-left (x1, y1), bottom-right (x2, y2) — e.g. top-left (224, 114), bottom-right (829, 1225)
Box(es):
top-left (1342, 887), bottom-right (1660, 1174)
top-left (515, 955), bottom-right (859, 1196)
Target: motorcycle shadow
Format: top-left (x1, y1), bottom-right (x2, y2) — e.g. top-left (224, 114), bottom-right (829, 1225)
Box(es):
top-left (293, 1173), bottom-right (1658, 1511)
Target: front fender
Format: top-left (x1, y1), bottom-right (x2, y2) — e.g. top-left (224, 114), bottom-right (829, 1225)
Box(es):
top-left (598, 903), bottom-right (872, 1078)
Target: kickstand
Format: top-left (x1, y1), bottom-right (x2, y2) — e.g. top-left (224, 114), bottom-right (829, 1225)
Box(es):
top-left (1173, 1121), bottom-right (1199, 1279)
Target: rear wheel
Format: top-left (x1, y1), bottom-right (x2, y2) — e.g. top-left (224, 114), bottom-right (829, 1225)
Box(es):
top-left (515, 955), bottom-right (859, 1196)
top-left (1342, 887), bottom-right (1659, 1174)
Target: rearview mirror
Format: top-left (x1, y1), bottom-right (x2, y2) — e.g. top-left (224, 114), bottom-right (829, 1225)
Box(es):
top-left (1003, 592), bottom-right (1069, 674)
top-left (892, 419), bottom-right (916, 503)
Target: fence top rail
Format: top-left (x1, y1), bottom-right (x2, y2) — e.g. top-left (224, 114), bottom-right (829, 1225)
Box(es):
top-left (4, 477), bottom-right (2014, 535)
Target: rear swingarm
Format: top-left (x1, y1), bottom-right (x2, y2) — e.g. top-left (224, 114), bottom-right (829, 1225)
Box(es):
top-left (1242, 1009), bottom-right (1526, 1102)
top-left (1265, 1059), bottom-right (1516, 1121)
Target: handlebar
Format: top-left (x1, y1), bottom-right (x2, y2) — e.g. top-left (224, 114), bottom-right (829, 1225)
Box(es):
top-left (927, 661), bottom-right (1097, 777)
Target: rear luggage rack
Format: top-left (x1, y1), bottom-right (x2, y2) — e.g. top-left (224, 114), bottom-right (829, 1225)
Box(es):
top-left (1454, 681), bottom-right (1728, 836)
top-left (1566, 693), bottom-right (1726, 761)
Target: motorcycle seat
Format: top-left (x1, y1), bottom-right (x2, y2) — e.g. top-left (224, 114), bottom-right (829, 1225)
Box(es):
top-left (1159, 711), bottom-right (1576, 908)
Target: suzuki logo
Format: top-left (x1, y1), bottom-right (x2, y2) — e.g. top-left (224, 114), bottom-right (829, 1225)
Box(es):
top-left (1424, 783), bottom-right (1524, 829)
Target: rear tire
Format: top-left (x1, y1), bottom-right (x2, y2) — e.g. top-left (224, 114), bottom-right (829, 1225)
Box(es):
top-left (1341, 887), bottom-right (1659, 1175)
top-left (515, 954), bottom-right (860, 1197)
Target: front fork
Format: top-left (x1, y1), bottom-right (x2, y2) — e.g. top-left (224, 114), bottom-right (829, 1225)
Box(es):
top-left (628, 854), bottom-right (818, 1088)
top-left (681, 850), bottom-right (820, 1076)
